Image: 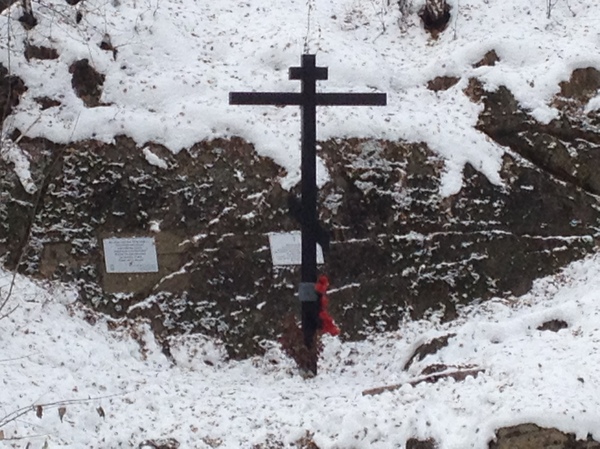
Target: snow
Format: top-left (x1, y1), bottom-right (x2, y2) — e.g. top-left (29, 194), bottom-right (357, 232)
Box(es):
top-left (0, 137), bottom-right (37, 194)
top-left (585, 94), bottom-right (600, 113)
top-left (1, 0), bottom-right (599, 194)
top-left (141, 147), bottom-right (169, 170)
top-left (2, 0), bottom-right (600, 447)
top-left (2, 251), bottom-right (600, 448)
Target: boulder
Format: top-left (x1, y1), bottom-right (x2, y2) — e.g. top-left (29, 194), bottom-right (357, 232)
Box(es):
top-left (489, 424), bottom-right (600, 449)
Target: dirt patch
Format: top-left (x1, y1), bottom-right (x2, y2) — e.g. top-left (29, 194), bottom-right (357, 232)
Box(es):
top-left (558, 67), bottom-right (600, 103)
top-left (0, 64), bottom-right (27, 124)
top-left (474, 50), bottom-right (500, 68)
top-left (464, 77), bottom-right (484, 103)
top-left (537, 319), bottom-right (568, 332)
top-left (25, 44), bottom-right (59, 61)
top-left (419, 0), bottom-right (451, 37)
top-left (34, 96), bottom-right (61, 110)
top-left (69, 59), bottom-right (105, 107)
top-left (427, 76), bottom-right (460, 92)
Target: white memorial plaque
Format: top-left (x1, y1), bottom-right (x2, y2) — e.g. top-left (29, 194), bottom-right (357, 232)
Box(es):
top-left (103, 237), bottom-right (159, 273)
top-left (268, 231), bottom-right (324, 266)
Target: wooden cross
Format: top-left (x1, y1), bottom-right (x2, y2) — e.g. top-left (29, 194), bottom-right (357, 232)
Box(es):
top-left (230, 54), bottom-right (386, 372)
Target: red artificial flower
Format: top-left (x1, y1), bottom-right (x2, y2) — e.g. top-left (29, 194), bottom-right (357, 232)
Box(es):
top-left (315, 275), bottom-right (340, 336)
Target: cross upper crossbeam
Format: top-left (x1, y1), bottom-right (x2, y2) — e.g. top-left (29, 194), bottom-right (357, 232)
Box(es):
top-left (229, 54), bottom-right (386, 107)
top-left (289, 61), bottom-right (328, 81)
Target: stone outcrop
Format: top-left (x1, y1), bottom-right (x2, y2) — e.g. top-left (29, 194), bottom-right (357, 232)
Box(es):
top-left (489, 424), bottom-right (600, 449)
top-left (407, 438), bottom-right (437, 449)
top-left (477, 68), bottom-right (600, 197)
top-left (1, 132), bottom-right (598, 357)
top-left (1, 68), bottom-right (600, 358)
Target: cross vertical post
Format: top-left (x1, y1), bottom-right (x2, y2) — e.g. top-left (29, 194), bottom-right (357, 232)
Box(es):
top-left (291, 55), bottom-right (328, 353)
top-left (230, 54), bottom-right (386, 375)
top-left (296, 55), bottom-right (322, 286)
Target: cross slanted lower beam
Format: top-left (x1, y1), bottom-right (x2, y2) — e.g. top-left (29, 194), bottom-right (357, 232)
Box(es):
top-left (230, 54), bottom-right (386, 370)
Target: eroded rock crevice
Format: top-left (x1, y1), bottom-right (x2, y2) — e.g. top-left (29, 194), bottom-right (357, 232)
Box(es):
top-left (477, 68), bottom-right (600, 197)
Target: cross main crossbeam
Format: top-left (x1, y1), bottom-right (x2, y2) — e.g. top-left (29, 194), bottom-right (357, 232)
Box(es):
top-left (229, 92), bottom-right (386, 106)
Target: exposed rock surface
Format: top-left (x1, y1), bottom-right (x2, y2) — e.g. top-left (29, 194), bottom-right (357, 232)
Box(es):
top-left (406, 438), bottom-right (437, 449)
top-left (1, 68), bottom-right (600, 358)
top-left (537, 319), bottom-right (569, 332)
top-left (477, 68), bottom-right (600, 196)
top-left (489, 424), bottom-right (600, 449)
top-left (139, 438), bottom-right (180, 449)
top-left (1, 133), bottom-right (597, 357)
top-left (319, 138), bottom-right (596, 329)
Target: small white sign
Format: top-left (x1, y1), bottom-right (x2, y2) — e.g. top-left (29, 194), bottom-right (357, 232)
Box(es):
top-left (103, 237), bottom-right (159, 273)
top-left (268, 231), bottom-right (324, 266)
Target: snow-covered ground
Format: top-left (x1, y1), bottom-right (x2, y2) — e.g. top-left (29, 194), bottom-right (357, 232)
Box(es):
top-left (2, 251), bottom-right (600, 448)
top-left (2, 0), bottom-right (600, 447)
top-left (1, 0), bottom-right (600, 193)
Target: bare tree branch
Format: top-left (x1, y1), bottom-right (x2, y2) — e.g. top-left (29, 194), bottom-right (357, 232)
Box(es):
top-left (0, 393), bottom-right (121, 429)
top-left (362, 368), bottom-right (484, 396)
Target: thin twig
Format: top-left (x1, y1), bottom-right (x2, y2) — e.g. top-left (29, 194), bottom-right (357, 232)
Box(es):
top-left (1, 430), bottom-right (50, 441)
top-left (362, 368), bottom-right (484, 396)
top-left (453, 0), bottom-right (459, 40)
top-left (0, 3), bottom-right (21, 319)
top-left (2, 433), bottom-right (49, 441)
top-left (1, 0), bottom-right (14, 132)
top-left (304, 0), bottom-right (313, 54)
top-left (564, 0), bottom-right (576, 17)
top-left (0, 304), bottom-right (19, 320)
top-left (0, 353), bottom-right (34, 363)
top-left (0, 393), bottom-right (121, 429)
top-left (0, 170), bottom-right (48, 315)
top-left (13, 115), bottom-right (41, 144)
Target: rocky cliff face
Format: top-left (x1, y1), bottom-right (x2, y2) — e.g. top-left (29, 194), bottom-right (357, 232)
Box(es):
top-left (1, 61), bottom-right (600, 358)
top-left (477, 68), bottom-right (600, 196)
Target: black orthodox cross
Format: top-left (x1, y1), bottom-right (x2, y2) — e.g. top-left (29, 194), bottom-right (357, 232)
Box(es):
top-left (230, 54), bottom-right (386, 371)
